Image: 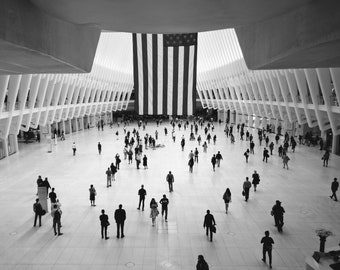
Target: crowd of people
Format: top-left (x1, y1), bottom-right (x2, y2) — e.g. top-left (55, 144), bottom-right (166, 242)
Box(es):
top-left (32, 117), bottom-right (338, 269)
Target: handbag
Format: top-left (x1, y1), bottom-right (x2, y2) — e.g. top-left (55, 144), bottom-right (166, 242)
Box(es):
top-left (211, 225), bottom-right (216, 233)
top-left (242, 190), bottom-right (245, 196)
top-left (106, 221), bottom-right (110, 226)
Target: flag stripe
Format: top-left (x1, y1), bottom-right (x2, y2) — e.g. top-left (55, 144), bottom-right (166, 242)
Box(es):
top-left (147, 34), bottom-right (153, 114)
top-left (157, 35), bottom-right (163, 114)
top-left (152, 34), bottom-right (158, 115)
top-left (172, 46), bottom-right (179, 115)
top-left (167, 47), bottom-right (173, 115)
top-left (187, 45), bottom-right (194, 115)
top-left (163, 45), bottom-right (168, 115)
top-left (141, 34), bottom-right (148, 115)
top-left (177, 46), bottom-right (184, 115)
top-left (182, 46), bottom-right (189, 115)
top-left (132, 34), bottom-right (139, 114)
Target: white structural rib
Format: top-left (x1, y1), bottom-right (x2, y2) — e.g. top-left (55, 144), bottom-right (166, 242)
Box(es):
top-left (197, 29), bottom-right (340, 136)
top-left (0, 32), bottom-right (134, 143)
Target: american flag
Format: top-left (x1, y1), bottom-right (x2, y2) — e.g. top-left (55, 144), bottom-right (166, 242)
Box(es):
top-left (132, 33), bottom-right (197, 115)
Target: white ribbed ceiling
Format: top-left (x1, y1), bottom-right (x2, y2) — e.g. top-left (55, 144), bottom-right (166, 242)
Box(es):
top-left (197, 29), bottom-right (244, 74)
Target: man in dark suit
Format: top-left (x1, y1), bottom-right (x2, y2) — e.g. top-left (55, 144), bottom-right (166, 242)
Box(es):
top-left (52, 204), bottom-right (63, 236)
top-left (114, 204), bottom-right (126, 238)
top-left (33, 198), bottom-right (43, 227)
top-left (137, 185), bottom-right (147, 210)
top-left (99, 209), bottom-right (109, 240)
top-left (203, 210), bottom-right (216, 242)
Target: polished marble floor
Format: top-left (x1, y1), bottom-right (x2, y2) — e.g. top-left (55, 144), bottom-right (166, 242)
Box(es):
top-left (0, 121), bottom-right (339, 270)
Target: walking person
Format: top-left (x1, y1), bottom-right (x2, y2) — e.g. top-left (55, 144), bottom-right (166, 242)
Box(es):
top-left (222, 188), bottom-right (232, 213)
top-left (72, 142), bottom-right (76, 156)
top-left (166, 171), bottom-right (174, 192)
top-left (252, 170), bottom-right (260, 191)
top-left (98, 142), bottom-right (102, 155)
top-left (330, 178), bottom-right (338, 201)
top-left (211, 154), bottom-right (217, 171)
top-left (194, 148), bottom-right (199, 163)
top-left (269, 142), bottom-right (274, 155)
top-left (282, 154), bottom-right (290, 169)
top-left (188, 157), bottom-right (194, 173)
top-left (33, 198), bottom-right (44, 227)
top-left (202, 141), bottom-right (208, 153)
top-left (322, 149), bottom-right (330, 167)
top-left (216, 151), bottom-right (223, 167)
top-left (263, 148), bottom-right (269, 163)
top-left (203, 210), bottom-right (216, 242)
top-left (181, 137), bottom-right (185, 151)
top-left (250, 141), bottom-right (255, 154)
top-left (89, 184), bottom-right (96, 206)
top-left (261, 231), bottom-right (274, 269)
top-left (159, 194), bottom-right (169, 221)
top-left (143, 155), bottom-right (148, 169)
top-left (99, 209), bottom-right (110, 239)
top-left (150, 198), bottom-right (159, 226)
top-left (137, 185), bottom-right (147, 210)
top-left (114, 204), bottom-right (126, 238)
top-left (52, 204), bottom-right (63, 236)
top-left (196, 255), bottom-right (209, 270)
top-left (244, 149), bottom-right (249, 163)
top-left (243, 177), bottom-right (252, 202)
top-left (106, 167), bottom-right (112, 187)
top-left (271, 200), bottom-right (285, 232)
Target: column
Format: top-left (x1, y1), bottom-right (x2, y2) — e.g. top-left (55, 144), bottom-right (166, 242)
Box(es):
top-left (332, 134), bottom-right (340, 155)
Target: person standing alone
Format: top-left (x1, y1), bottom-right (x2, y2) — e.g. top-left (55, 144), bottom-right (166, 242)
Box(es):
top-left (137, 185), bottom-right (147, 210)
top-left (97, 142), bottom-right (102, 154)
top-left (261, 230), bottom-right (274, 269)
top-left (166, 171), bottom-right (174, 192)
top-left (72, 142), bottom-right (76, 156)
top-left (114, 204), bottom-right (126, 238)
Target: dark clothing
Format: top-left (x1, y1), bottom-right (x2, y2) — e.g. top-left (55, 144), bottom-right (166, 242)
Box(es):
top-left (33, 202), bottom-right (43, 227)
top-left (138, 188), bottom-right (147, 210)
top-left (49, 191), bottom-right (57, 203)
top-left (53, 209), bottom-right (62, 235)
top-left (272, 204), bottom-right (285, 232)
top-left (196, 258), bottom-right (209, 270)
top-left (243, 181), bottom-right (251, 201)
top-left (100, 214), bottom-right (109, 239)
top-left (252, 173), bottom-right (260, 191)
top-left (331, 181), bottom-right (339, 201)
top-left (167, 173), bottom-right (174, 192)
top-left (263, 149), bottom-right (269, 162)
top-left (114, 208), bottom-right (126, 237)
top-left (203, 213), bottom-right (216, 241)
top-left (160, 197), bottom-right (169, 220)
top-left (261, 236), bottom-right (274, 266)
